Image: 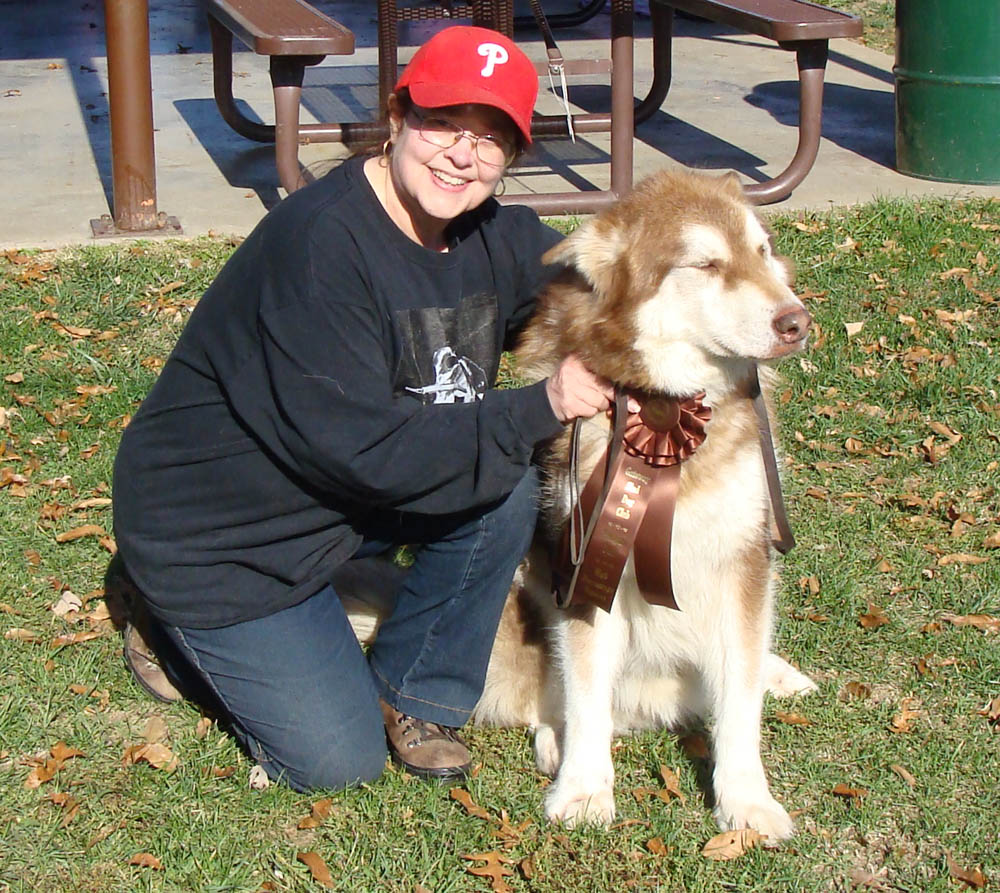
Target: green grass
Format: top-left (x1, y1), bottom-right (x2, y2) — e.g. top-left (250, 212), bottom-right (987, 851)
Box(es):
top-left (824, 0), bottom-right (895, 53)
top-left (1, 194), bottom-right (998, 892)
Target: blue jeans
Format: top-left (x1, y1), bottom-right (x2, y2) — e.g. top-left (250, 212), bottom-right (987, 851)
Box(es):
top-left (148, 468), bottom-right (539, 792)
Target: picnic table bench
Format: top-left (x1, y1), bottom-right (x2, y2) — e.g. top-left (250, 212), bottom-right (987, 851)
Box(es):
top-left (639, 0), bottom-right (863, 203)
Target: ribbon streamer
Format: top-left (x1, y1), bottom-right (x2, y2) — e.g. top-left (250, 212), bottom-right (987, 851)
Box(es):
top-left (558, 393), bottom-right (711, 612)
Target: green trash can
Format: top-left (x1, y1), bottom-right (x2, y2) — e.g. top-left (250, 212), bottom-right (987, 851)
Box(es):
top-left (894, 0), bottom-right (1000, 184)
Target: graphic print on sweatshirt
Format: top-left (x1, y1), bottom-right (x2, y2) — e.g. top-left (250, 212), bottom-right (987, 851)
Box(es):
top-left (393, 294), bottom-right (499, 405)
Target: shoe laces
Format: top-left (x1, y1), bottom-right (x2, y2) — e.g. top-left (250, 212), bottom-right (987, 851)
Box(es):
top-left (396, 714), bottom-right (463, 749)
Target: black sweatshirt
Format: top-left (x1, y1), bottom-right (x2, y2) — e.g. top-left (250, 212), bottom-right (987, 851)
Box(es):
top-left (112, 156), bottom-right (564, 629)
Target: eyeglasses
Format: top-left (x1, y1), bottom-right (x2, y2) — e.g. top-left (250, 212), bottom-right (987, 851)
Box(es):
top-left (409, 109), bottom-right (514, 168)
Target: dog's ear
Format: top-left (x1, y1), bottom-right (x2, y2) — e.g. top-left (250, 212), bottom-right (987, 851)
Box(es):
top-left (542, 219), bottom-right (627, 299)
top-left (717, 171), bottom-right (745, 199)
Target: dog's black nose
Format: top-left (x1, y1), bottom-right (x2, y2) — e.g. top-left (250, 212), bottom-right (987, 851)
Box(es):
top-left (773, 307), bottom-right (812, 343)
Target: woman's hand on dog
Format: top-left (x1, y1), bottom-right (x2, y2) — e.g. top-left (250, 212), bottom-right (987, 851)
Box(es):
top-left (546, 354), bottom-right (637, 423)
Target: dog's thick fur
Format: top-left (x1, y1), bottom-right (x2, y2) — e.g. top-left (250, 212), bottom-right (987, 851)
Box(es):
top-left (471, 169), bottom-right (817, 841)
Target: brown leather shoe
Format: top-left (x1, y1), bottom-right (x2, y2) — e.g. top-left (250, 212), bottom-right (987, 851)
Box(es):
top-left (380, 699), bottom-right (471, 780)
top-left (122, 612), bottom-right (183, 704)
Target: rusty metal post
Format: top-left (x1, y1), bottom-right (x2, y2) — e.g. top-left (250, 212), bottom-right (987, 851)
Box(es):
top-left (92, 0), bottom-right (180, 236)
top-left (609, 0), bottom-right (634, 200)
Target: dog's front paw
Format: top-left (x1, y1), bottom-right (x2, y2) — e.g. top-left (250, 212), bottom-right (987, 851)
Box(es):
top-left (544, 777), bottom-right (616, 828)
top-left (713, 793), bottom-right (795, 842)
top-left (764, 653), bottom-right (818, 697)
top-left (533, 724), bottom-right (561, 777)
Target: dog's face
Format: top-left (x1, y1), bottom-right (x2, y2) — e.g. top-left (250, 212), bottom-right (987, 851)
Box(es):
top-left (542, 170), bottom-right (811, 396)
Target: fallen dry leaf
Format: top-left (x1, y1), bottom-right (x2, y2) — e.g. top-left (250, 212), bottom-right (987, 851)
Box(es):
top-left (50, 630), bottom-right (103, 647)
top-left (52, 322), bottom-right (94, 339)
top-left (462, 851), bottom-right (515, 893)
top-left (632, 785), bottom-right (660, 804)
top-left (129, 852), bottom-right (164, 870)
top-left (518, 855), bottom-right (535, 879)
top-left (75, 384), bottom-right (116, 397)
top-left (122, 742), bottom-right (178, 772)
top-left (859, 602), bottom-right (890, 629)
top-left (491, 809), bottom-right (532, 848)
top-left (66, 684), bottom-right (110, 710)
top-left (702, 828), bottom-right (763, 860)
top-left (297, 797), bottom-right (334, 829)
top-left (647, 836), bottom-right (669, 856)
top-left (24, 741), bottom-right (86, 789)
top-left (50, 742), bottom-right (85, 762)
top-left (890, 698), bottom-right (921, 734)
top-left (936, 553), bottom-right (989, 566)
top-left (51, 590), bottom-right (83, 617)
top-left (890, 764), bottom-right (917, 788)
top-left (840, 681), bottom-right (872, 701)
top-left (798, 575), bottom-right (821, 595)
top-left (939, 612), bottom-right (999, 634)
top-left (70, 496), bottom-right (112, 511)
top-left (143, 716), bottom-right (169, 744)
top-left (831, 782), bottom-right (869, 804)
top-left (24, 763), bottom-right (58, 790)
top-left (86, 819), bottom-right (126, 849)
top-left (297, 851), bottom-right (333, 888)
top-left (451, 787), bottom-right (492, 821)
top-left (55, 524), bottom-right (106, 543)
top-left (45, 791), bottom-right (82, 827)
top-left (946, 853), bottom-right (987, 889)
top-left (195, 716), bottom-right (213, 739)
top-left (774, 711), bottom-right (813, 726)
top-left (659, 765), bottom-right (686, 805)
top-left (976, 695), bottom-right (1000, 725)
top-left (849, 867), bottom-right (895, 890)
top-left (844, 321), bottom-right (865, 337)
top-left (5, 627), bottom-right (43, 643)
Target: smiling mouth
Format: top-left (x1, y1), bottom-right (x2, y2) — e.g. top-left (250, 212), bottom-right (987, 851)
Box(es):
top-left (431, 170), bottom-right (469, 188)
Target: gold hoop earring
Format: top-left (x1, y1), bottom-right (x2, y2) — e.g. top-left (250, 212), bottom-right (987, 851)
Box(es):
top-left (493, 177), bottom-right (506, 197)
top-left (382, 139), bottom-right (392, 159)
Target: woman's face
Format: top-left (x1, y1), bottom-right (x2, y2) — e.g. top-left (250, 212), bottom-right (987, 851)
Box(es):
top-left (383, 100), bottom-right (517, 247)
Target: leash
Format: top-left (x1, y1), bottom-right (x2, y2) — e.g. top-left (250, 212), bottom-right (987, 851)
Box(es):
top-left (527, 0), bottom-right (576, 141)
top-left (747, 363), bottom-right (796, 554)
top-left (558, 390), bottom-right (629, 608)
top-left (555, 363), bottom-right (794, 612)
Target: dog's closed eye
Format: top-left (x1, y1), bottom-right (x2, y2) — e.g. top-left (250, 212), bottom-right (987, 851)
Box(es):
top-left (693, 260), bottom-right (722, 273)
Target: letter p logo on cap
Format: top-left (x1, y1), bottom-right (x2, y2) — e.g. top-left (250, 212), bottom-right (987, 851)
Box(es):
top-left (478, 43), bottom-right (509, 77)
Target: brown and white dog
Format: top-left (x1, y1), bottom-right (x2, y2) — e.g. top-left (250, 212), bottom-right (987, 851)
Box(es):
top-left (470, 168), bottom-right (817, 841)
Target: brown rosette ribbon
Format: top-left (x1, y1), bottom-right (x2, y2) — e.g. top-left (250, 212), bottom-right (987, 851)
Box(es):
top-left (624, 394), bottom-right (711, 467)
top-left (560, 393), bottom-right (711, 613)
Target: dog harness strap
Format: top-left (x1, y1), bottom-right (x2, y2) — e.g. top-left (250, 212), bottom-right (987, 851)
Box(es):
top-left (747, 364), bottom-right (796, 555)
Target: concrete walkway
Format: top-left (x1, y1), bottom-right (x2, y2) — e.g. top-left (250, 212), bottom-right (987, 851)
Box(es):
top-left (2, 0), bottom-right (998, 249)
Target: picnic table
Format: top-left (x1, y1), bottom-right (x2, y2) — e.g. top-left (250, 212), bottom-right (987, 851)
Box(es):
top-left (98, 0), bottom-right (860, 234)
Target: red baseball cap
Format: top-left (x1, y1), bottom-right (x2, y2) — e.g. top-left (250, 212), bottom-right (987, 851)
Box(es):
top-left (394, 26), bottom-right (538, 144)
